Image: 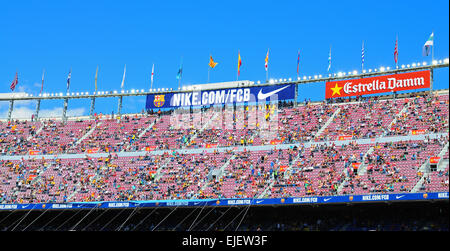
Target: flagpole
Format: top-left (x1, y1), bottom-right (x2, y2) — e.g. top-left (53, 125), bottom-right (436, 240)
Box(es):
top-left (63, 68), bottom-right (71, 122)
top-left (266, 49), bottom-right (269, 83)
top-left (431, 31), bottom-right (434, 92)
top-left (36, 69), bottom-right (45, 121)
top-left (297, 50), bottom-right (300, 80)
top-left (118, 64), bottom-right (126, 119)
top-left (266, 54), bottom-right (268, 83)
top-left (8, 72), bottom-right (17, 121)
top-left (90, 66), bottom-right (98, 119)
top-left (431, 31), bottom-right (434, 63)
top-left (208, 67), bottom-right (210, 83)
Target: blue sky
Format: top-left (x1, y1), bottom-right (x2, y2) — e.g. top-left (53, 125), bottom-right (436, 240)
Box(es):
top-left (0, 0), bottom-right (448, 118)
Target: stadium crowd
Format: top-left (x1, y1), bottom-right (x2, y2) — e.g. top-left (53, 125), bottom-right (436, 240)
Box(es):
top-left (0, 92), bottom-right (448, 205)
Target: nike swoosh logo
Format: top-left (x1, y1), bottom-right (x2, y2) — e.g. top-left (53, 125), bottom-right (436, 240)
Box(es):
top-left (324, 198), bottom-right (331, 202)
top-left (257, 85), bottom-right (290, 100)
top-left (396, 195), bottom-right (405, 199)
top-left (256, 200), bottom-right (264, 204)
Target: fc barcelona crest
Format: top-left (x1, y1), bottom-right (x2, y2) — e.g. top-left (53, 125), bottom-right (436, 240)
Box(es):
top-left (153, 95), bottom-right (165, 108)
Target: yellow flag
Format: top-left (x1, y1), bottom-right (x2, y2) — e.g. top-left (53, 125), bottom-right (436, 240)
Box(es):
top-left (237, 52), bottom-right (242, 76)
top-left (209, 56), bottom-right (218, 68)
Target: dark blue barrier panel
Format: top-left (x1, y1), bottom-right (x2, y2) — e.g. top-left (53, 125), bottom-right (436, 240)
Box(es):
top-left (0, 192), bottom-right (447, 211)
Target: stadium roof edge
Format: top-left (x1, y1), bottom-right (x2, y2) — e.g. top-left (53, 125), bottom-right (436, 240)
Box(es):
top-left (1, 59), bottom-right (448, 102)
top-left (0, 88), bottom-right (448, 122)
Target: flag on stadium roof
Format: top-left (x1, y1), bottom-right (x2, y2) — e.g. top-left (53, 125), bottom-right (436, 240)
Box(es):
top-left (94, 66), bottom-right (98, 92)
top-left (209, 56), bottom-right (218, 68)
top-left (120, 64), bottom-right (126, 89)
top-left (297, 50), bottom-right (300, 76)
top-left (176, 62), bottom-right (183, 80)
top-left (40, 69), bottom-right (45, 94)
top-left (237, 51), bottom-right (242, 78)
top-left (265, 49), bottom-right (269, 71)
top-left (423, 32), bottom-right (434, 57)
top-left (327, 46), bottom-right (331, 72)
top-left (66, 69), bottom-right (71, 92)
top-left (361, 41), bottom-right (365, 71)
top-left (394, 36), bottom-right (398, 66)
top-left (10, 72), bottom-right (18, 91)
top-left (151, 63), bottom-right (154, 89)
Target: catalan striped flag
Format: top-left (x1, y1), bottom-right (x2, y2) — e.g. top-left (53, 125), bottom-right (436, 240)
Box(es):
top-left (237, 51), bottom-right (242, 77)
top-left (265, 49), bottom-right (269, 71)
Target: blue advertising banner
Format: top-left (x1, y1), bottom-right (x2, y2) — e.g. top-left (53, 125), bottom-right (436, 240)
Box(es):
top-left (0, 192), bottom-right (447, 211)
top-left (145, 84), bottom-right (296, 109)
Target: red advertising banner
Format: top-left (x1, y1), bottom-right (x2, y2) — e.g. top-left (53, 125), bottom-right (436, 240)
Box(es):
top-left (338, 135), bottom-right (353, 141)
top-left (29, 150), bottom-right (41, 155)
top-left (270, 139), bottom-right (282, 145)
top-left (352, 163), bottom-right (361, 169)
top-left (86, 148), bottom-right (100, 154)
top-left (411, 129), bottom-right (426, 135)
top-left (325, 70), bottom-right (431, 99)
top-left (205, 143), bottom-right (218, 148)
top-left (145, 146), bottom-right (157, 151)
top-left (429, 157), bottom-right (441, 164)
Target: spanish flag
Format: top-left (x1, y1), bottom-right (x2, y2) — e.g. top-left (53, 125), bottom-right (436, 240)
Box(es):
top-left (237, 51), bottom-right (242, 76)
top-left (209, 56), bottom-right (218, 68)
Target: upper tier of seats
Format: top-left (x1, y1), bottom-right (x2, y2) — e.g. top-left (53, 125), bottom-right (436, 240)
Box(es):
top-left (0, 92), bottom-right (448, 156)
